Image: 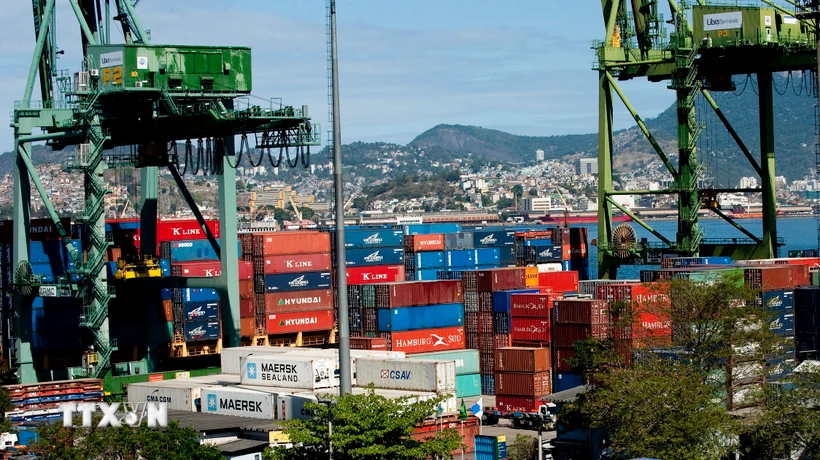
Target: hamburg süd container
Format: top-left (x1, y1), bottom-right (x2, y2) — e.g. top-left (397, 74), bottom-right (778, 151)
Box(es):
top-left (511, 318), bottom-right (550, 342)
top-left (183, 301), bottom-right (219, 322)
top-left (253, 231), bottom-right (331, 257)
top-left (355, 358), bottom-right (457, 393)
top-left (496, 395), bottom-right (544, 413)
top-left (383, 326), bottom-right (466, 354)
top-left (345, 248), bottom-right (405, 267)
top-left (346, 265), bottom-right (405, 284)
top-left (263, 253), bottom-right (332, 274)
top-left (342, 229), bottom-right (404, 249)
top-left (264, 290), bottom-right (334, 313)
top-left (202, 386), bottom-right (274, 419)
top-left (495, 347), bottom-right (550, 373)
top-left (492, 289), bottom-right (540, 313)
top-left (183, 321), bottom-right (220, 342)
top-left (510, 293), bottom-right (558, 318)
top-left (262, 272), bottom-right (332, 293)
top-left (377, 303), bottom-right (464, 332)
top-left (240, 355), bottom-right (339, 390)
top-left (404, 234), bottom-right (445, 252)
top-left (374, 280), bottom-right (463, 308)
top-left (495, 371), bottom-right (551, 398)
top-left (266, 310), bottom-right (334, 335)
top-left (411, 349), bottom-right (480, 375)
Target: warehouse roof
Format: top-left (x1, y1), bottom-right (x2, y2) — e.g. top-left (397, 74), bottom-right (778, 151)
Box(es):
top-left (167, 410), bottom-right (280, 434)
top-left (218, 438), bottom-right (270, 455)
top-left (541, 385), bottom-right (593, 403)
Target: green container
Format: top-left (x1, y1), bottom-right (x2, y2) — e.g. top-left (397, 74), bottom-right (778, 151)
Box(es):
top-left (456, 374), bottom-right (482, 398)
top-left (812, 270), bottom-right (820, 287)
top-left (411, 349), bottom-right (480, 375)
top-left (86, 44), bottom-right (252, 93)
top-left (692, 5), bottom-right (787, 48)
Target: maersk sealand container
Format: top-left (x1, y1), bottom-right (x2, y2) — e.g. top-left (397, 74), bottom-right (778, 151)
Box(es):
top-left (377, 303), bottom-right (465, 332)
top-left (343, 229), bottom-right (404, 249)
top-left (346, 248), bottom-right (404, 267)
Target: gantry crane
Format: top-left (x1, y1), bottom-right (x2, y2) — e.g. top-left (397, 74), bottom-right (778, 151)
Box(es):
top-left (595, 0), bottom-right (817, 278)
top-left (10, 0), bottom-right (320, 384)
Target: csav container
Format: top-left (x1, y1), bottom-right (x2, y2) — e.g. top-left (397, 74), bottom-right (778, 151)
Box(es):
top-left (240, 355), bottom-right (339, 390)
top-left (411, 349), bottom-right (480, 375)
top-left (343, 229), bottom-right (404, 249)
top-left (383, 326), bottom-right (466, 354)
top-left (346, 248), bottom-right (405, 267)
top-left (263, 253), bottom-right (332, 274)
top-left (355, 358), bottom-right (457, 393)
top-left (264, 290), bottom-right (334, 313)
top-left (262, 272), bottom-right (332, 293)
top-left (202, 386), bottom-right (274, 419)
top-left (377, 303), bottom-right (464, 332)
top-left (495, 347), bottom-right (550, 373)
top-left (266, 310), bottom-right (334, 335)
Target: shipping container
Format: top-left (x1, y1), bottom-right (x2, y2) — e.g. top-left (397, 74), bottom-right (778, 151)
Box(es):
top-left (445, 233), bottom-right (474, 250)
top-left (239, 261), bottom-right (253, 280)
top-left (495, 348), bottom-right (550, 373)
top-left (472, 230), bottom-right (516, 247)
top-left (411, 349), bottom-right (480, 375)
top-left (253, 231), bottom-right (331, 256)
top-left (510, 293), bottom-right (559, 318)
top-left (346, 265), bottom-right (405, 284)
top-left (0, 217), bottom-right (74, 243)
top-left (356, 358), bottom-right (456, 393)
top-left (552, 299), bottom-right (609, 325)
top-left (492, 289), bottom-right (540, 313)
top-left (31, 297), bottom-right (84, 351)
top-left (552, 323), bottom-right (610, 348)
top-left (537, 271), bottom-right (579, 292)
top-left (476, 268), bottom-right (527, 292)
top-left (759, 290), bottom-right (795, 310)
top-left (412, 252), bottom-right (446, 270)
top-left (769, 310), bottom-right (795, 336)
top-left (579, 279), bottom-right (639, 296)
top-left (263, 253), bottom-right (332, 274)
top-left (384, 327), bottom-right (466, 354)
top-left (553, 372), bottom-right (584, 393)
top-left (184, 321), bottom-right (220, 342)
top-left (511, 318), bottom-right (550, 342)
top-left (240, 355), bottom-right (339, 390)
top-left (350, 337), bottom-right (388, 350)
top-left (445, 250), bottom-right (477, 268)
top-left (201, 386), bottom-right (274, 419)
top-left (480, 375), bottom-right (495, 395)
top-left (374, 280), bottom-right (463, 308)
top-left (456, 374), bottom-right (482, 398)
top-left (405, 234), bottom-right (446, 252)
top-left (499, 247), bottom-right (516, 266)
top-left (346, 248), bottom-right (405, 267)
top-left (745, 266), bottom-right (794, 291)
top-left (404, 223), bottom-right (462, 235)
top-left (413, 269), bottom-right (441, 281)
top-left (28, 240), bottom-right (82, 264)
top-left (264, 290), bottom-right (334, 313)
top-left (475, 248), bottom-right (501, 266)
top-left (220, 346), bottom-right (378, 375)
top-left (495, 371), bottom-right (551, 398)
top-left (266, 310), bottom-right (335, 335)
top-left (239, 279), bottom-right (254, 299)
top-left (343, 229), bottom-right (404, 249)
top-left (262, 272), bottom-right (332, 293)
top-left (126, 380), bottom-right (204, 412)
top-left (240, 317), bottom-right (257, 337)
top-left (496, 395), bottom-right (545, 413)
top-left (179, 288), bottom-right (219, 303)
top-left (182, 301), bottom-right (219, 322)
top-left (377, 303), bottom-right (464, 332)
top-left (552, 347), bottom-right (576, 372)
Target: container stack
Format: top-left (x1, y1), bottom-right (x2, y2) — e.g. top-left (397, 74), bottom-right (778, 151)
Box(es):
top-left (551, 299), bottom-right (610, 392)
top-left (5, 379), bottom-right (104, 424)
top-left (795, 286), bottom-right (820, 362)
top-left (474, 435), bottom-right (508, 460)
top-left (509, 293), bottom-right (559, 347)
top-left (403, 234), bottom-right (445, 281)
top-left (746, 266), bottom-right (797, 378)
top-left (495, 347), bottom-right (551, 412)
top-left (515, 229), bottom-right (556, 267)
top-left (411, 349), bottom-right (481, 398)
top-left (596, 282), bottom-right (672, 356)
top-left (171, 288), bottom-right (221, 344)
top-left (472, 229), bottom-right (517, 267)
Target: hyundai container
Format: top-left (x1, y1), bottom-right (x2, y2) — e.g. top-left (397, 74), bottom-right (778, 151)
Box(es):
top-left (264, 290), bottom-right (334, 313)
top-left (495, 348), bottom-right (550, 373)
top-left (377, 303), bottom-right (464, 332)
top-left (240, 355), bottom-right (339, 390)
top-left (202, 386), bottom-right (274, 419)
top-left (265, 310), bottom-right (334, 335)
top-left (0, 217), bottom-right (73, 243)
top-left (263, 253), bottom-right (332, 274)
top-left (262, 272), bottom-right (332, 293)
top-left (411, 349), bottom-right (480, 375)
top-left (356, 358), bottom-right (456, 393)
top-left (346, 248), bottom-right (405, 267)
top-left (342, 229), bottom-right (404, 249)
top-left (404, 234), bottom-right (445, 252)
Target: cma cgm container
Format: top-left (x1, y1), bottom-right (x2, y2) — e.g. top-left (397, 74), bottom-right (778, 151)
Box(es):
top-left (266, 310), bottom-right (334, 335)
top-left (356, 358), bottom-right (457, 393)
top-left (343, 229), bottom-right (404, 249)
top-left (405, 234), bottom-right (445, 252)
top-left (375, 280), bottom-right (463, 308)
top-left (264, 290), bottom-right (334, 313)
top-left (263, 272), bottom-right (332, 293)
top-left (346, 265), bottom-right (405, 284)
top-left (202, 386), bottom-right (274, 419)
top-left (384, 326), bottom-right (466, 354)
top-left (253, 232), bottom-right (331, 256)
top-left (240, 355), bottom-right (339, 390)
top-left (126, 380), bottom-right (204, 412)
top-left (263, 253), bottom-right (331, 274)
top-left (346, 248), bottom-right (405, 267)
top-left (495, 348), bottom-right (550, 373)
top-left (377, 303), bottom-right (464, 332)
top-left (412, 349), bottom-right (480, 375)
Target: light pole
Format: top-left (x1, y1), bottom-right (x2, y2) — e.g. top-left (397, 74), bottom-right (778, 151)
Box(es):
top-left (317, 396), bottom-right (337, 460)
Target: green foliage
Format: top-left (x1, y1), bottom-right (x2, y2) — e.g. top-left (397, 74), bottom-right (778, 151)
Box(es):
top-left (31, 420), bottom-right (223, 460)
top-left (266, 386), bottom-right (463, 460)
top-left (528, 188), bottom-right (538, 197)
top-left (511, 185), bottom-right (524, 197)
top-left (496, 197), bottom-right (515, 209)
top-left (507, 434), bottom-right (538, 460)
top-left (564, 338), bottom-right (624, 375)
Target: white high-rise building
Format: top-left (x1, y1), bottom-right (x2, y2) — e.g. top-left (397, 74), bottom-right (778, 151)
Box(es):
top-left (536, 149), bottom-right (545, 161)
top-left (578, 158), bottom-right (598, 175)
top-left (739, 177), bottom-right (758, 189)
top-left (522, 197), bottom-right (552, 212)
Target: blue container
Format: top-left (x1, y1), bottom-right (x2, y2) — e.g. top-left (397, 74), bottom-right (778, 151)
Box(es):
top-left (670, 256), bottom-right (733, 268)
top-left (31, 261), bottom-right (80, 283)
top-left (345, 248), bottom-right (405, 267)
top-left (455, 374), bottom-right (481, 398)
top-left (525, 245), bottom-right (563, 262)
top-left (180, 288), bottom-right (220, 303)
top-left (105, 220), bottom-right (141, 232)
top-left (168, 239), bottom-right (240, 262)
top-left (405, 223), bottom-right (462, 235)
top-left (524, 239), bottom-right (553, 247)
top-left (769, 309), bottom-right (795, 336)
top-left (497, 441), bottom-right (507, 459)
top-left (768, 358), bottom-right (796, 380)
top-left (28, 240), bottom-right (82, 264)
top-left (570, 257), bottom-right (590, 281)
top-left (32, 296), bottom-right (84, 351)
top-left (160, 288), bottom-right (172, 300)
top-left (183, 321), bottom-right (220, 342)
top-left (414, 269), bottom-right (441, 281)
top-left (774, 336), bottom-right (796, 359)
top-left (159, 259), bottom-right (171, 277)
top-left (446, 250), bottom-right (476, 268)
top-left (761, 290), bottom-right (795, 311)
top-left (414, 252), bottom-right (445, 269)
top-left (475, 435), bottom-right (499, 458)
top-left (472, 230), bottom-right (516, 247)
top-left (553, 372), bottom-right (584, 393)
top-left (492, 289), bottom-right (540, 313)
top-left (377, 303), bottom-right (464, 332)
top-left (562, 260), bottom-right (572, 271)
top-left (343, 229), bottom-right (404, 249)
top-left (480, 374), bottom-right (495, 395)
top-left (106, 261), bottom-right (118, 278)
top-left (184, 301), bottom-right (219, 322)
top-left (17, 429), bottom-right (38, 447)
top-left (263, 271), bottom-right (332, 292)
top-left (499, 247), bottom-right (516, 266)
top-left (474, 248), bottom-right (500, 266)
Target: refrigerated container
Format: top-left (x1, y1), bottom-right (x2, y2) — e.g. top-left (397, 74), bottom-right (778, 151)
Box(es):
top-left (355, 358), bottom-right (456, 393)
top-left (239, 355), bottom-right (339, 390)
top-left (411, 349), bottom-right (480, 375)
top-left (201, 386), bottom-right (275, 419)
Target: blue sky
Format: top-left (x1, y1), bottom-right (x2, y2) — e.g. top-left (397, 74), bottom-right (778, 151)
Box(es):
top-left (0, 0), bottom-right (676, 152)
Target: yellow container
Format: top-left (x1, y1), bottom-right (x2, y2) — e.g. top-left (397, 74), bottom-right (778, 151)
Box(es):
top-left (525, 266), bottom-right (540, 287)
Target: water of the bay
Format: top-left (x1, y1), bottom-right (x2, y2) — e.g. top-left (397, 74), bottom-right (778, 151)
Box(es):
top-left (575, 217), bottom-right (819, 280)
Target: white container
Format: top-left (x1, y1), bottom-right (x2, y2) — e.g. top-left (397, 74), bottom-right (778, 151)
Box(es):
top-left (221, 346), bottom-right (317, 375)
top-left (240, 355), bottom-right (339, 390)
top-left (201, 386), bottom-right (275, 419)
top-left (537, 263), bottom-right (563, 273)
top-left (355, 358), bottom-right (456, 393)
top-left (126, 380), bottom-right (204, 412)
top-left (186, 374), bottom-right (241, 385)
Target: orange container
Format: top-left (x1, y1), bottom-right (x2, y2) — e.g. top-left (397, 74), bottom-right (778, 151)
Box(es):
top-left (524, 266), bottom-right (539, 287)
top-left (239, 279), bottom-right (255, 299)
top-left (405, 234), bottom-right (445, 252)
top-left (253, 231), bottom-right (331, 256)
top-left (162, 299), bottom-right (173, 322)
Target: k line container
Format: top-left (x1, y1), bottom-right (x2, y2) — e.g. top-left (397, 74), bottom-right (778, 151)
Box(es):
top-left (263, 253), bottom-right (332, 274)
top-left (264, 290), bottom-right (334, 313)
top-left (496, 395), bottom-right (543, 413)
top-left (377, 303), bottom-right (464, 332)
top-left (495, 347), bottom-right (550, 373)
top-left (346, 265), bottom-right (405, 284)
top-left (343, 229), bottom-right (404, 249)
top-left (355, 358), bottom-right (457, 393)
top-left (263, 272), bottom-right (332, 292)
top-left (345, 248), bottom-right (405, 267)
top-left (384, 326), bottom-right (466, 354)
top-left (411, 349), bottom-right (480, 375)
top-left (240, 355), bottom-right (339, 390)
top-left (266, 310), bottom-right (334, 335)
top-left (202, 386), bottom-right (274, 419)
top-left (253, 231), bottom-right (331, 256)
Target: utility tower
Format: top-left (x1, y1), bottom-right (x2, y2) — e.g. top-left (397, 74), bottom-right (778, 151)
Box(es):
top-left (11, 0), bottom-right (320, 384)
top-left (595, 0), bottom-right (816, 278)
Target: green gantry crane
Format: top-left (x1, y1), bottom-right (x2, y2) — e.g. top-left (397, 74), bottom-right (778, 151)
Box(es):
top-left (595, 0), bottom-right (818, 278)
top-left (10, 0), bottom-right (320, 384)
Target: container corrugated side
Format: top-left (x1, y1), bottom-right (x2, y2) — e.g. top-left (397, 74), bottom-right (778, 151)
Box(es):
top-left (410, 349), bottom-right (480, 375)
top-left (552, 299), bottom-right (609, 325)
top-left (240, 355), bottom-right (339, 390)
top-left (201, 386), bottom-right (274, 419)
top-left (220, 346), bottom-right (320, 375)
top-left (126, 382), bottom-right (198, 412)
top-left (495, 347), bottom-right (550, 373)
top-left (495, 371), bottom-right (551, 398)
top-left (476, 268), bottom-right (526, 292)
top-left (355, 358), bottom-right (456, 393)
top-left (263, 253), bottom-right (332, 274)
top-left (385, 326), bottom-right (466, 354)
top-left (377, 303), bottom-right (464, 332)
top-left (264, 290), bottom-right (334, 313)
top-left (255, 231), bottom-right (331, 256)
top-left (456, 374), bottom-right (481, 398)
top-left (346, 248), bottom-right (405, 267)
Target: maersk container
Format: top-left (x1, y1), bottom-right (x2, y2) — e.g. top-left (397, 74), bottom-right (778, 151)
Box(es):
top-left (240, 355), bottom-right (339, 390)
top-left (343, 229), bottom-right (404, 249)
top-left (377, 303), bottom-right (464, 332)
top-left (446, 250), bottom-right (476, 268)
top-left (475, 248), bottom-right (500, 266)
top-left (282, 387), bottom-right (457, 421)
top-left (346, 248), bottom-right (405, 267)
top-left (356, 358), bottom-right (457, 393)
top-left (411, 349), bottom-right (480, 375)
top-left (414, 269), bottom-right (441, 281)
top-left (456, 374), bottom-right (481, 398)
top-left (472, 230), bottom-right (516, 247)
top-left (405, 223), bottom-right (462, 235)
top-left (184, 321), bottom-right (220, 341)
top-left (445, 233), bottom-right (474, 250)
top-left (492, 289), bottom-right (540, 313)
top-left (126, 380), bottom-right (202, 412)
top-left (201, 386), bottom-right (274, 419)
top-left (183, 301), bottom-right (219, 322)
top-left (414, 251), bottom-right (445, 270)
top-left (221, 346), bottom-right (336, 375)
top-left (263, 272), bottom-right (332, 292)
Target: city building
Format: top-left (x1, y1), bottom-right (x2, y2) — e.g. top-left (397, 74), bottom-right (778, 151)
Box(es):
top-left (578, 158), bottom-right (598, 175)
top-left (536, 149), bottom-right (545, 161)
top-left (739, 176), bottom-right (758, 189)
top-left (521, 197), bottom-right (552, 213)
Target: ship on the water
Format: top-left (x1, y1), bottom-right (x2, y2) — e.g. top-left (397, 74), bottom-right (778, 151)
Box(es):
top-left (539, 212), bottom-right (631, 225)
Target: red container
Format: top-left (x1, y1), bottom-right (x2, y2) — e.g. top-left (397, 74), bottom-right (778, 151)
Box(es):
top-left (495, 371), bottom-right (551, 397)
top-left (744, 266), bottom-right (793, 291)
top-left (404, 234), bottom-right (445, 252)
top-left (537, 271), bottom-right (579, 293)
top-left (363, 309), bottom-right (378, 333)
top-left (495, 347), bottom-right (551, 373)
top-left (162, 299), bottom-right (173, 322)
top-left (464, 312), bottom-right (479, 332)
top-left (349, 337), bottom-right (388, 350)
top-left (0, 217), bottom-right (73, 243)
top-left (238, 261), bottom-right (253, 280)
top-left (494, 333), bottom-right (512, 348)
top-left (791, 264), bottom-right (810, 287)
top-left (515, 230), bottom-right (553, 240)
top-left (496, 395), bottom-right (543, 413)
top-left (263, 253), bottom-right (332, 274)
top-left (479, 334), bottom-right (495, 356)
top-left (265, 290), bottom-right (334, 313)
top-left (478, 312), bottom-right (494, 334)
top-left (346, 265), bottom-right (405, 285)
top-left (374, 280), bottom-right (462, 308)
top-left (411, 418), bottom-right (478, 454)
top-left (480, 352), bottom-right (495, 373)
top-left (171, 261), bottom-right (222, 277)
top-left (552, 347), bottom-right (576, 372)
top-left (240, 317), bottom-right (257, 337)
top-left (552, 323), bottom-right (610, 348)
top-left (510, 294), bottom-right (558, 318)
top-left (240, 299), bottom-right (256, 318)
top-left (476, 268), bottom-right (526, 292)
top-left (239, 279), bottom-right (255, 299)
top-left (266, 310), bottom-right (334, 334)
top-left (154, 219), bottom-right (220, 242)
top-left (385, 327), bottom-right (466, 354)
top-left (552, 299), bottom-right (609, 325)
top-left (511, 318), bottom-right (550, 342)
top-left (253, 232), bottom-right (331, 257)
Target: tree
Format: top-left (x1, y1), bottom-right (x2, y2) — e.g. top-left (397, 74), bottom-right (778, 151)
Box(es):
top-left (31, 420), bottom-right (224, 460)
top-left (528, 188), bottom-right (539, 197)
top-left (299, 206), bottom-right (316, 220)
top-left (507, 434), bottom-right (539, 460)
top-left (512, 185), bottom-right (524, 198)
top-left (265, 386), bottom-right (463, 460)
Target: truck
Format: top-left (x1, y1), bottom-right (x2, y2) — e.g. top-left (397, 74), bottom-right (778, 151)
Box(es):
top-left (509, 403), bottom-right (558, 431)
